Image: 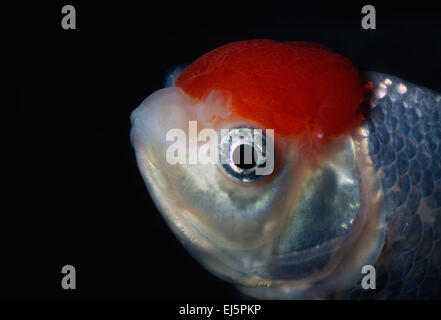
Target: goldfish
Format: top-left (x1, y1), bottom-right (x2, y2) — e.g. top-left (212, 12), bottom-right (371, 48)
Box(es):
top-left (130, 40), bottom-right (441, 299)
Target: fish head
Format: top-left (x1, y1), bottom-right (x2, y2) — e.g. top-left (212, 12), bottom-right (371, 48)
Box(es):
top-left (130, 40), bottom-right (388, 298)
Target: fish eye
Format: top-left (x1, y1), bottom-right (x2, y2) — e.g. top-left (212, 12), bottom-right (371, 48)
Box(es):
top-left (218, 127), bottom-right (272, 182)
top-left (232, 144), bottom-right (258, 170)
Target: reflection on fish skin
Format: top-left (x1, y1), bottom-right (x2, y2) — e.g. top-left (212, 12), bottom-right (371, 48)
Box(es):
top-left (345, 72), bottom-right (441, 299)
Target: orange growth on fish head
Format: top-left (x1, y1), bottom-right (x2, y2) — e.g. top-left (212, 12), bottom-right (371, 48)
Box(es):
top-left (175, 39), bottom-right (364, 141)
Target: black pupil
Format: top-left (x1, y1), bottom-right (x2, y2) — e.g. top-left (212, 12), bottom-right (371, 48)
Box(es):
top-left (232, 144), bottom-right (257, 170)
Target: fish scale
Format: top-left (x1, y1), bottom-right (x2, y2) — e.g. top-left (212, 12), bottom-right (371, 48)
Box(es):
top-left (345, 72), bottom-right (441, 299)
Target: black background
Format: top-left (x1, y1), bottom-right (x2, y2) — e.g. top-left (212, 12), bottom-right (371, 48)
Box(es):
top-left (14, 1), bottom-right (441, 299)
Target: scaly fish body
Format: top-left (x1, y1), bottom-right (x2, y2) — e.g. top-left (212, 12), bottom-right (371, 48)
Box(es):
top-left (345, 72), bottom-right (441, 299)
top-left (130, 40), bottom-right (441, 299)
